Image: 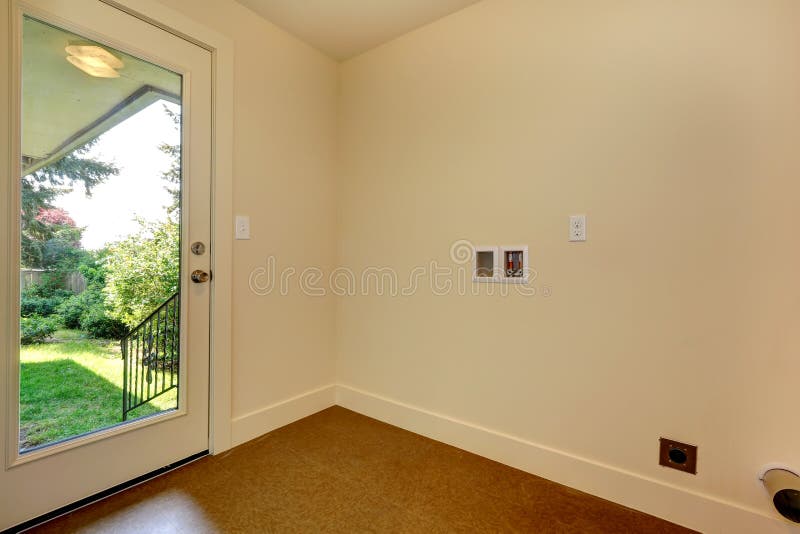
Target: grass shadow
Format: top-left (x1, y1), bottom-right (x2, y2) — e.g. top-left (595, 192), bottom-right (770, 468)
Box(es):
top-left (20, 357), bottom-right (172, 450)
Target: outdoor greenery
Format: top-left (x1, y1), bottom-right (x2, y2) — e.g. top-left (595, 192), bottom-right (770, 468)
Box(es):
top-left (18, 104), bottom-right (182, 448)
top-left (19, 140), bottom-right (126, 344)
top-left (20, 316), bottom-right (58, 345)
top-left (101, 104), bottom-right (184, 328)
top-left (20, 330), bottom-right (177, 449)
top-left (21, 142), bottom-right (117, 270)
top-left (19, 105), bottom-right (182, 343)
top-left (104, 218), bottom-right (180, 328)
top-left (159, 105), bottom-right (182, 216)
top-left (21, 285), bottom-right (72, 318)
top-left (20, 253), bottom-right (127, 342)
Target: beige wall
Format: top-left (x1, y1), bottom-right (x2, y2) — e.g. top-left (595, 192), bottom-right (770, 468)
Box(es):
top-left (0, 1), bottom-right (338, 527)
top-left (4, 0), bottom-right (800, 528)
top-left (337, 0), bottom-right (800, 523)
top-left (158, 0), bottom-right (339, 432)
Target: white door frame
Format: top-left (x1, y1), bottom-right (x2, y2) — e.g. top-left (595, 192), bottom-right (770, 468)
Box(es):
top-left (101, 0), bottom-right (235, 455)
top-left (1, 0), bottom-right (234, 456)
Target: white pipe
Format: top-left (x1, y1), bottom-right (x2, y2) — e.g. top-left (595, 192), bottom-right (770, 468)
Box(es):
top-left (761, 467), bottom-right (800, 523)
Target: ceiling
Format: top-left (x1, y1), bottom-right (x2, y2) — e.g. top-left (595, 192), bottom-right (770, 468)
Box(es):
top-left (23, 16), bottom-right (180, 174)
top-left (235, 0), bottom-right (482, 60)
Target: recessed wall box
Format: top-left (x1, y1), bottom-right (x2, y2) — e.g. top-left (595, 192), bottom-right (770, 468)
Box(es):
top-left (499, 245), bottom-right (529, 284)
top-left (472, 246), bottom-right (499, 282)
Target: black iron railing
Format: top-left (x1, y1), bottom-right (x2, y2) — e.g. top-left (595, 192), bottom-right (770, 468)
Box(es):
top-left (121, 292), bottom-right (180, 421)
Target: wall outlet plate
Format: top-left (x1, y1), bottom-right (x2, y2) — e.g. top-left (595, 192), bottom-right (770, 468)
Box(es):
top-left (659, 437), bottom-right (697, 475)
top-left (569, 214), bottom-right (586, 242)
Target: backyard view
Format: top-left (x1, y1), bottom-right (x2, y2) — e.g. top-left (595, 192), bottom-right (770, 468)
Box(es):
top-left (20, 100), bottom-right (182, 450)
top-left (20, 16), bottom-right (184, 451)
top-left (20, 332), bottom-right (176, 449)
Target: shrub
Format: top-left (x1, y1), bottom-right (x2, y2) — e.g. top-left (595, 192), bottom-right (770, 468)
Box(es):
top-left (56, 288), bottom-right (106, 330)
top-left (51, 251), bottom-right (110, 329)
top-left (20, 315), bottom-right (57, 345)
top-left (79, 308), bottom-right (128, 340)
top-left (20, 286), bottom-right (72, 318)
top-left (23, 277), bottom-right (73, 298)
top-left (56, 294), bottom-right (88, 329)
top-left (55, 249), bottom-right (129, 339)
top-left (21, 295), bottom-right (60, 318)
top-left (105, 218), bottom-right (179, 327)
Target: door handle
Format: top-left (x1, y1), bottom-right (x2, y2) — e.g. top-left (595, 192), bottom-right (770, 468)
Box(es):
top-left (191, 270), bottom-right (210, 283)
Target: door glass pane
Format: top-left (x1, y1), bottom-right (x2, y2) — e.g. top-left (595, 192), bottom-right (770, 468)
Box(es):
top-left (19, 16), bottom-right (183, 452)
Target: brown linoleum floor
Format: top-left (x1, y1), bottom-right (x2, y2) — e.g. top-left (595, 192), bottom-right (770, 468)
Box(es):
top-left (29, 406), bottom-right (695, 533)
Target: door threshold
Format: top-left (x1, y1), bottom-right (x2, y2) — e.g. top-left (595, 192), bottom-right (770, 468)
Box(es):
top-left (3, 450), bottom-right (208, 534)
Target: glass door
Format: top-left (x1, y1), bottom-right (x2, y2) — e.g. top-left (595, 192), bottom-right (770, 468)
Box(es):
top-left (1, 1), bottom-right (212, 529)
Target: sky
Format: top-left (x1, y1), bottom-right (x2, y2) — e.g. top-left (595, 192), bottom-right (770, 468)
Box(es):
top-left (56, 100), bottom-right (180, 250)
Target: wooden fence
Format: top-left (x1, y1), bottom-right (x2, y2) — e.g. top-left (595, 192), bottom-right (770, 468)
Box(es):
top-left (20, 269), bottom-right (86, 294)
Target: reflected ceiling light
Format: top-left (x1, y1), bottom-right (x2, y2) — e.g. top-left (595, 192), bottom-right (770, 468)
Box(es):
top-left (65, 44), bottom-right (123, 78)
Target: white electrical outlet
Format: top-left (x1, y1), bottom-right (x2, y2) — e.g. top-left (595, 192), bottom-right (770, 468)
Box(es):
top-left (569, 214), bottom-right (586, 242)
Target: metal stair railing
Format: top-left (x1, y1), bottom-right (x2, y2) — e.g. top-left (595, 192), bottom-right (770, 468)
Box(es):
top-left (121, 292), bottom-right (180, 421)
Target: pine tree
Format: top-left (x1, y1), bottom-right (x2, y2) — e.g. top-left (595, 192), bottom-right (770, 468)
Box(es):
top-left (21, 142), bottom-right (118, 268)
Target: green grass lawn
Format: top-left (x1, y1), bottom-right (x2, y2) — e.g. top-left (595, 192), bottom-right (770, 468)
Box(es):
top-left (20, 329), bottom-right (177, 450)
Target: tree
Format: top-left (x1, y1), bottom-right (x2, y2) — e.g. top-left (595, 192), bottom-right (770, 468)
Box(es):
top-left (35, 207), bottom-right (76, 227)
top-left (21, 142), bottom-right (118, 268)
top-left (158, 104), bottom-right (181, 215)
top-left (103, 218), bottom-right (180, 327)
top-left (104, 104), bottom-right (182, 328)
top-left (32, 208), bottom-right (82, 271)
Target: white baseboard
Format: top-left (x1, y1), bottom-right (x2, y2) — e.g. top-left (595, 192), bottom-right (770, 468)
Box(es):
top-left (230, 384), bottom-right (336, 447)
top-left (335, 384), bottom-right (788, 534)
